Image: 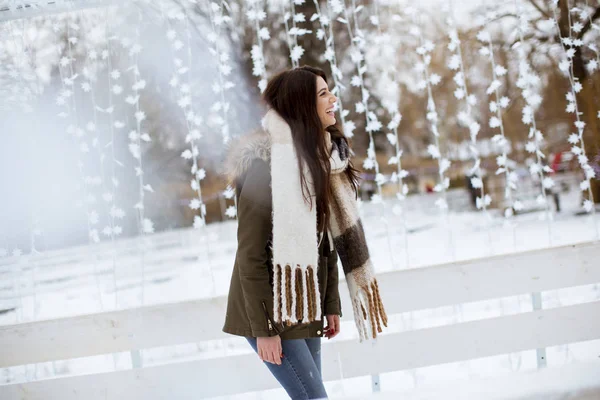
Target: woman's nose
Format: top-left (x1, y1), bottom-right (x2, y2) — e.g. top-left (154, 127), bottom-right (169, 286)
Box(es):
top-left (330, 95), bottom-right (337, 103)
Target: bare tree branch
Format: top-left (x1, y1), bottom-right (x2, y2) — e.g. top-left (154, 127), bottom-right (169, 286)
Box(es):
top-left (509, 31), bottom-right (556, 48)
top-left (578, 6), bottom-right (600, 40)
top-left (527, 0), bottom-right (552, 19)
top-left (487, 13), bottom-right (520, 24)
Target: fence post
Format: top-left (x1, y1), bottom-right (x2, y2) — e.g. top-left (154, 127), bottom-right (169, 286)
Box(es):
top-left (531, 292), bottom-right (547, 368)
top-left (371, 340), bottom-right (381, 392)
top-left (371, 374), bottom-right (381, 393)
top-left (130, 350), bottom-right (142, 369)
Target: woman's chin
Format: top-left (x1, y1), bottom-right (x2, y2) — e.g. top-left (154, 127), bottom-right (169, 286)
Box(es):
top-left (322, 116), bottom-right (336, 128)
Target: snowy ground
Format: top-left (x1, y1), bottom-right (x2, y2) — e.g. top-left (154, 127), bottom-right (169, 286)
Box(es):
top-left (1, 182), bottom-right (599, 398)
top-left (344, 361), bottom-right (600, 400)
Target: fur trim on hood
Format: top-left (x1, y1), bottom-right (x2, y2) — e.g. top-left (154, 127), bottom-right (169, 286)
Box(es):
top-left (223, 130), bottom-right (271, 183)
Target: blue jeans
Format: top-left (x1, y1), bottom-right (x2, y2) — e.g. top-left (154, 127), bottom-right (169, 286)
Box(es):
top-left (246, 337), bottom-right (328, 400)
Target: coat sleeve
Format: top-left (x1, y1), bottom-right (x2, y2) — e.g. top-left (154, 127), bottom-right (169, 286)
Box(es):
top-left (323, 241), bottom-right (342, 316)
top-left (236, 159), bottom-right (279, 337)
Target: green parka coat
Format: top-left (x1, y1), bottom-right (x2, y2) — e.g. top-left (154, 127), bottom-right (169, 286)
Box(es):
top-left (222, 132), bottom-right (342, 340)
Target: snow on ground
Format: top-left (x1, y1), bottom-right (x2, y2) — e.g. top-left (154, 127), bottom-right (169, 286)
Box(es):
top-left (343, 360), bottom-right (600, 400)
top-left (1, 184), bottom-right (599, 398)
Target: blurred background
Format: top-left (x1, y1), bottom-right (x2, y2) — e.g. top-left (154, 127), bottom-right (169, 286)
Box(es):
top-left (1, 0), bottom-right (598, 253)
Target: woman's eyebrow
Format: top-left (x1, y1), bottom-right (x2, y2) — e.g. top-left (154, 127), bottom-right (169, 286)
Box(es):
top-left (318, 88), bottom-right (327, 94)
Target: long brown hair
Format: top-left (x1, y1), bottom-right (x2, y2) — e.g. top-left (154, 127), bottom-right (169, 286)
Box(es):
top-left (263, 65), bottom-right (360, 233)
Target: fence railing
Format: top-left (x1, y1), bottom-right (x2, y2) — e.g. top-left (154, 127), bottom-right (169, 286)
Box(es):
top-left (0, 241), bottom-right (599, 399)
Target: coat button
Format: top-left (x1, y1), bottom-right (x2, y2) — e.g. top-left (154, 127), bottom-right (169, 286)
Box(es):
top-left (317, 330), bottom-right (322, 335)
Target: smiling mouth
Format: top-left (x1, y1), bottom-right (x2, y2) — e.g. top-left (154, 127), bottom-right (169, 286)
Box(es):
top-left (326, 109), bottom-right (335, 116)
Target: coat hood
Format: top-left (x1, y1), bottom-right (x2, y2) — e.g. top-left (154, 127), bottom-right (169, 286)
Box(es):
top-left (223, 130), bottom-right (271, 183)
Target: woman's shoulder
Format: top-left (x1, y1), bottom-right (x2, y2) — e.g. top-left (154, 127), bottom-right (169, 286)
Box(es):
top-left (238, 157), bottom-right (272, 211)
top-left (223, 130), bottom-right (272, 208)
top-left (223, 129), bottom-right (271, 184)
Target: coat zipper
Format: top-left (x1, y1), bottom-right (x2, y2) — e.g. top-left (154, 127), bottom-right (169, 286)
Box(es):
top-left (262, 301), bottom-right (280, 334)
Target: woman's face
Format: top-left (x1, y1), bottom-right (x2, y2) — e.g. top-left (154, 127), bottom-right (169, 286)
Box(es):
top-left (316, 76), bottom-right (337, 129)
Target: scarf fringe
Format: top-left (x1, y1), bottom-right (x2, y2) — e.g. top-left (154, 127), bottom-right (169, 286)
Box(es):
top-left (272, 263), bottom-right (322, 325)
top-left (350, 276), bottom-right (388, 342)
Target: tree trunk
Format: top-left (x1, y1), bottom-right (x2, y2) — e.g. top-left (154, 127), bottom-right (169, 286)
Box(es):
top-left (580, 74), bottom-right (600, 203)
top-left (565, 0), bottom-right (600, 204)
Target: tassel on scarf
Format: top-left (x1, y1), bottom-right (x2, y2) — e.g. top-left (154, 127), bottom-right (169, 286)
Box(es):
top-left (272, 263), bottom-right (322, 325)
top-left (347, 266), bottom-right (388, 341)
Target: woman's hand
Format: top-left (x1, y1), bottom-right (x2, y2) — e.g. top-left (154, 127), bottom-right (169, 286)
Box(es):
top-left (324, 314), bottom-right (341, 339)
top-left (257, 335), bottom-right (283, 365)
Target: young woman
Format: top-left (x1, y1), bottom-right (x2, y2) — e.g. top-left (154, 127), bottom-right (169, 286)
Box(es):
top-left (223, 66), bottom-right (387, 400)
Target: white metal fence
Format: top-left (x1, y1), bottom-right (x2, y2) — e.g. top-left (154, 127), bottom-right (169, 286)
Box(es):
top-left (1, 241), bottom-right (599, 399)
